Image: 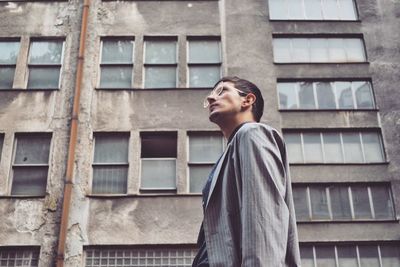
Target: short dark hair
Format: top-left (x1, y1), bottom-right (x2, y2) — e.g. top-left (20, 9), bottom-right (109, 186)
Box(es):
top-left (215, 76), bottom-right (264, 122)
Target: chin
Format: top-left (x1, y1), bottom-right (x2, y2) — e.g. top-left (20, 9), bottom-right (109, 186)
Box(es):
top-left (208, 111), bottom-right (220, 123)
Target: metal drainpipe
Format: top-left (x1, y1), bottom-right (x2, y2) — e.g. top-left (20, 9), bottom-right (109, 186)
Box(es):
top-left (56, 0), bottom-right (90, 266)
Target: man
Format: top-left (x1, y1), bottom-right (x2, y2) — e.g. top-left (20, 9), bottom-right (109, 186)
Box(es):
top-left (192, 76), bottom-right (301, 267)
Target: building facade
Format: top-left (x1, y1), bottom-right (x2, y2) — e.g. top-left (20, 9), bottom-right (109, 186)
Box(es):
top-left (0, 0), bottom-right (399, 266)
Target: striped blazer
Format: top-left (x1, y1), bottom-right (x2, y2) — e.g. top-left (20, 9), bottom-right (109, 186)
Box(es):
top-left (203, 123), bottom-right (301, 266)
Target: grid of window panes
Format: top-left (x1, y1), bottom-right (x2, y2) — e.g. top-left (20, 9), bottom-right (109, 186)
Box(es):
top-left (273, 37), bottom-right (366, 63)
top-left (27, 39), bottom-right (63, 89)
top-left (0, 247), bottom-right (39, 267)
top-left (140, 132), bottom-right (177, 190)
top-left (300, 244), bottom-right (400, 267)
top-left (283, 131), bottom-right (385, 163)
top-left (99, 38), bottom-right (134, 89)
top-left (278, 81), bottom-right (375, 110)
top-left (144, 38), bottom-right (177, 88)
top-left (293, 184), bottom-right (395, 221)
top-left (92, 133), bottom-right (129, 194)
top-left (188, 132), bottom-right (224, 193)
top-left (11, 133), bottom-right (51, 196)
top-left (0, 40), bottom-right (20, 89)
top-left (188, 38), bottom-right (221, 88)
top-left (85, 248), bottom-right (197, 267)
top-left (268, 0), bottom-right (358, 20)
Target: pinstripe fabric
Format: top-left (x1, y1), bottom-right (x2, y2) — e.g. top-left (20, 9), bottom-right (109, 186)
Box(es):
top-left (202, 123), bottom-right (301, 267)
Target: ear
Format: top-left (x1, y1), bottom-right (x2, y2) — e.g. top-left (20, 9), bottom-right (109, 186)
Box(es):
top-left (241, 93), bottom-right (256, 108)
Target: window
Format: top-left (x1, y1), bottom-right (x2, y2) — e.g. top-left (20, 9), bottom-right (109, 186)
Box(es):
top-left (92, 133), bottom-right (129, 194)
top-left (268, 0), bottom-right (358, 20)
top-left (273, 37), bottom-right (366, 63)
top-left (0, 247), bottom-right (40, 267)
top-left (188, 38), bottom-right (221, 88)
top-left (84, 247), bottom-right (197, 267)
top-left (27, 39), bottom-right (64, 89)
top-left (11, 133), bottom-right (51, 196)
top-left (284, 131), bottom-right (385, 163)
top-left (99, 38), bottom-right (134, 89)
top-left (278, 81), bottom-right (375, 110)
top-left (144, 38), bottom-right (177, 88)
top-left (0, 40), bottom-right (20, 89)
top-left (300, 244), bottom-right (400, 267)
top-left (188, 132), bottom-right (224, 193)
top-left (140, 132), bottom-right (177, 191)
top-left (293, 184), bottom-right (395, 221)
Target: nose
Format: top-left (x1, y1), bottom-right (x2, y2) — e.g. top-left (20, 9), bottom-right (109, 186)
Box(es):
top-left (206, 94), bottom-right (216, 106)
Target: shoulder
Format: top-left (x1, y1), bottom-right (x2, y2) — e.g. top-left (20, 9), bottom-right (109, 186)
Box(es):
top-left (234, 122), bottom-right (283, 144)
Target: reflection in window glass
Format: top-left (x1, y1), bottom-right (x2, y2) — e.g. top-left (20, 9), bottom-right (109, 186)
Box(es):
top-left (189, 165), bottom-right (213, 193)
top-left (29, 41), bottom-right (63, 64)
top-left (316, 82), bottom-right (336, 109)
top-left (141, 159), bottom-right (176, 189)
top-left (293, 187), bottom-right (309, 221)
top-left (323, 133), bottom-right (343, 163)
top-left (100, 66), bottom-right (132, 88)
top-left (336, 82), bottom-right (354, 109)
top-left (354, 81), bottom-right (374, 108)
top-left (284, 133), bottom-right (303, 163)
top-left (362, 132), bottom-right (384, 163)
top-left (330, 185), bottom-right (351, 219)
top-left (0, 41), bottom-right (19, 89)
top-left (303, 133), bottom-right (323, 162)
top-left (188, 40), bottom-right (220, 64)
top-left (309, 39), bottom-right (329, 62)
top-left (0, 68), bottom-right (15, 89)
top-left (300, 246), bottom-right (315, 267)
top-left (328, 38), bottom-right (347, 62)
top-left (102, 40), bottom-right (133, 64)
top-left (315, 246), bottom-right (336, 267)
top-left (292, 39), bottom-right (309, 62)
top-left (189, 134), bottom-right (222, 163)
top-left (299, 82), bottom-right (315, 109)
top-left (380, 246), bottom-right (400, 267)
top-left (273, 39), bottom-right (291, 63)
top-left (145, 66), bottom-right (176, 88)
top-left (337, 246), bottom-right (358, 267)
top-left (359, 246), bottom-right (380, 266)
top-left (345, 39), bottom-right (366, 62)
top-left (145, 41), bottom-right (176, 64)
top-left (310, 186), bottom-right (330, 219)
top-left (370, 186), bottom-right (394, 219)
top-left (342, 133), bottom-right (363, 163)
top-left (278, 83), bottom-right (298, 109)
top-left (352, 185), bottom-right (372, 219)
top-left (189, 66), bottom-right (220, 88)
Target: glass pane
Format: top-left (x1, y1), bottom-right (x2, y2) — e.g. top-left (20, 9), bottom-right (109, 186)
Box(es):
top-left (189, 165), bottom-right (213, 193)
top-left (323, 133), bottom-right (343, 163)
top-left (189, 66), bottom-right (220, 88)
top-left (303, 133), bottom-right (323, 162)
top-left (141, 159), bottom-right (176, 189)
top-left (0, 67), bottom-right (15, 89)
top-left (269, 0), bottom-right (288, 19)
top-left (370, 186), bottom-right (394, 219)
top-left (337, 246), bottom-right (358, 267)
top-left (328, 39), bottom-right (346, 62)
top-left (92, 166), bottom-right (128, 194)
top-left (189, 134), bottom-right (222, 162)
top-left (354, 81), bottom-right (374, 108)
top-left (189, 40), bottom-right (220, 63)
top-left (304, 0), bottom-right (323, 19)
top-left (288, 0), bottom-right (305, 19)
top-left (381, 246), bottom-right (400, 267)
top-left (316, 82), bottom-right (336, 109)
top-left (11, 167), bottom-right (48, 196)
top-left (278, 83), bottom-right (298, 109)
top-left (322, 0), bottom-right (339, 19)
top-left (101, 40), bottom-right (133, 63)
top-left (342, 133), bottom-right (363, 163)
top-left (300, 246), bottom-right (315, 267)
top-left (315, 246), bottom-right (336, 267)
top-left (29, 41), bottom-right (62, 64)
top-left (339, 0), bottom-right (357, 20)
top-left (359, 246), bottom-right (380, 266)
top-left (351, 185), bottom-right (372, 219)
top-left (310, 186), bottom-right (330, 219)
top-left (284, 133), bottom-right (303, 163)
top-left (310, 39), bottom-right (329, 62)
top-left (329, 185), bottom-right (351, 219)
top-left (292, 39), bottom-right (310, 62)
top-left (141, 133), bottom-right (177, 158)
top-left (293, 187), bottom-right (310, 221)
top-left (145, 41), bottom-right (176, 64)
top-left (27, 68), bottom-right (60, 89)
top-left (362, 132), bottom-right (384, 163)
top-left (0, 41), bottom-right (19, 64)
top-left (145, 66), bottom-right (176, 88)
top-left (94, 135), bottom-right (129, 164)
top-left (345, 39), bottom-right (365, 62)
top-left (299, 82), bottom-right (316, 109)
top-left (15, 135), bottom-right (51, 164)
top-left (335, 82), bottom-right (354, 109)
top-left (273, 39), bottom-right (291, 63)
top-left (100, 66), bottom-right (132, 88)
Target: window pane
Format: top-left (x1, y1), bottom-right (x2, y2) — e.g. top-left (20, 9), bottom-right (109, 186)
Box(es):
top-left (189, 134), bottom-right (222, 162)
top-left (11, 167), bottom-right (48, 196)
top-left (310, 186), bottom-right (330, 219)
top-left (15, 135), bottom-right (51, 164)
top-left (0, 248), bottom-right (40, 267)
top-left (29, 41), bottom-right (62, 64)
top-left (141, 133), bottom-right (177, 158)
top-left (339, 0), bottom-right (357, 20)
top-left (345, 39), bottom-right (365, 62)
top-left (100, 66), bottom-right (132, 88)
top-left (315, 246), bottom-right (336, 267)
top-left (342, 133), bottom-right (363, 163)
top-left (351, 185), bottom-right (372, 219)
top-left (328, 39), bottom-right (347, 62)
top-left (141, 159), bottom-right (176, 189)
top-left (292, 39), bottom-right (309, 62)
top-left (145, 66), bottom-right (176, 88)
top-left (323, 133), bottom-right (343, 163)
top-left (102, 40), bottom-right (133, 63)
top-left (293, 187), bottom-right (310, 221)
top-left (189, 165), bottom-right (213, 193)
top-left (189, 40), bottom-right (220, 63)
top-left (329, 185), bottom-right (351, 219)
top-left (304, 0), bottom-right (323, 19)
top-left (284, 133), bottom-right (303, 163)
top-left (278, 83), bottom-right (298, 109)
top-left (370, 186), bottom-right (394, 219)
top-left (337, 246), bottom-right (358, 267)
top-left (335, 82), bottom-right (354, 109)
top-left (0, 67), bottom-right (15, 89)
top-left (0, 41), bottom-right (19, 64)
top-left (381, 246), bottom-right (400, 267)
top-left (189, 66), bottom-right (220, 88)
top-left (269, 0), bottom-right (288, 19)
top-left (316, 82), bottom-right (336, 109)
top-left (288, 0), bottom-right (305, 19)
top-left (94, 135), bottom-right (128, 163)
top-left (298, 82), bottom-right (316, 109)
top-left (359, 246), bottom-right (380, 266)
top-left (310, 39), bottom-right (329, 62)
top-left (273, 39), bottom-right (291, 63)
top-left (300, 246), bottom-right (315, 267)
top-left (322, 0), bottom-right (339, 19)
top-left (362, 132), bottom-right (384, 163)
top-left (27, 68), bottom-right (60, 89)
top-left (354, 81), bottom-right (374, 108)
top-left (303, 133), bottom-right (323, 162)
top-left (145, 41), bottom-right (176, 64)
top-left (92, 166), bottom-right (128, 194)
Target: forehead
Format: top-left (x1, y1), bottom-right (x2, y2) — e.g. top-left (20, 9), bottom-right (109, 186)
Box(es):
top-left (214, 81), bottom-right (236, 90)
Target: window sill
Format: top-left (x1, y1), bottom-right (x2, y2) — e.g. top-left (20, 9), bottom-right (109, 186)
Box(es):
top-left (279, 109), bottom-right (379, 112)
top-left (0, 195), bottom-right (46, 199)
top-left (274, 62), bottom-right (370, 65)
top-left (297, 219), bottom-right (399, 224)
top-left (0, 88), bottom-right (59, 92)
top-left (95, 87), bottom-right (213, 91)
top-left (289, 162), bottom-right (390, 166)
top-left (269, 19), bottom-right (361, 23)
top-left (87, 193), bottom-right (202, 198)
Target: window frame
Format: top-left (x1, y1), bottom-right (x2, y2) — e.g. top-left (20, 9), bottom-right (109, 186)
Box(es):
top-left (0, 246), bottom-right (40, 267)
top-left (0, 38), bottom-right (21, 90)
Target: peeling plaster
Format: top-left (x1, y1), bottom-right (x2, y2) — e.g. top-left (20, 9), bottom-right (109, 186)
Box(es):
top-left (14, 201), bottom-right (45, 234)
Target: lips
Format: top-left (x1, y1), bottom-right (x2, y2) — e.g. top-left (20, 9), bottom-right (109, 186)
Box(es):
top-left (209, 103), bottom-right (218, 112)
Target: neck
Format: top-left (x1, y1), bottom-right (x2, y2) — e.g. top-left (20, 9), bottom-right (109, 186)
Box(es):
top-left (217, 114), bottom-right (255, 139)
